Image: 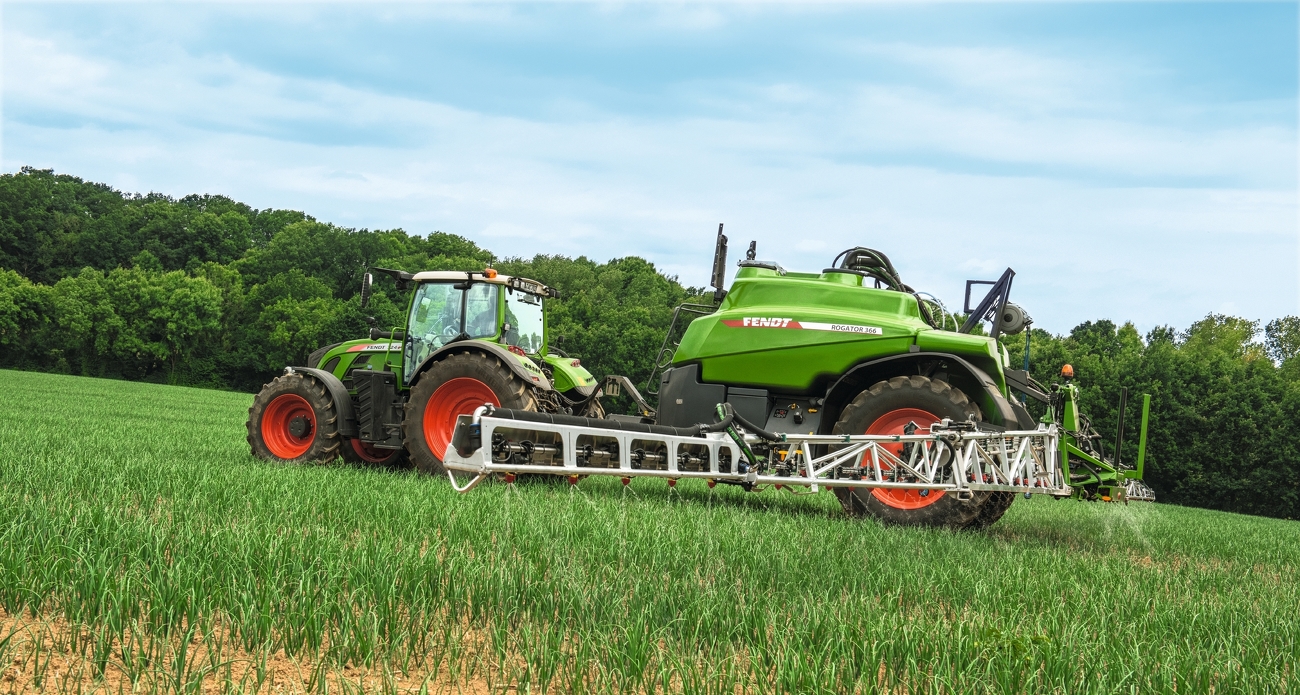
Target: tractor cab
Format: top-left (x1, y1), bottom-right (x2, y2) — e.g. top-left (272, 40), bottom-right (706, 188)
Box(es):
top-left (401, 271), bottom-right (551, 385)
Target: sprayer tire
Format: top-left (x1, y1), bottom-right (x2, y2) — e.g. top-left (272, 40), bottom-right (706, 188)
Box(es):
top-left (968, 492), bottom-right (1016, 530)
top-left (831, 375), bottom-right (991, 529)
top-left (404, 351), bottom-right (538, 475)
top-left (247, 372), bottom-right (342, 464)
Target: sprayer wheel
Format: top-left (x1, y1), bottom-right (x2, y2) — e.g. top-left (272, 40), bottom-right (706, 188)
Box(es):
top-left (831, 375), bottom-right (993, 530)
top-left (404, 351), bottom-right (538, 475)
top-left (968, 492), bottom-right (1016, 530)
top-left (247, 372), bottom-right (342, 464)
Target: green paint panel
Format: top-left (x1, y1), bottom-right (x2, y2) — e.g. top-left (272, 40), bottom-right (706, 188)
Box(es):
top-left (543, 354), bottom-right (597, 393)
top-left (914, 331), bottom-right (1005, 392)
top-left (320, 340), bottom-right (404, 385)
top-left (673, 270), bottom-right (1006, 394)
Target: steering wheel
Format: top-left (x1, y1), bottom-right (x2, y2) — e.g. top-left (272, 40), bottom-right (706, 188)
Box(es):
top-left (442, 324), bottom-right (460, 341)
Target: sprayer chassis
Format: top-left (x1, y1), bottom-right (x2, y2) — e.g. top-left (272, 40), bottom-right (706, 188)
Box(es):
top-left (441, 408), bottom-right (1070, 498)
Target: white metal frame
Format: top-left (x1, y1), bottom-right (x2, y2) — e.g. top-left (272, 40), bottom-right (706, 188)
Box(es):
top-left (442, 408), bottom-right (1071, 498)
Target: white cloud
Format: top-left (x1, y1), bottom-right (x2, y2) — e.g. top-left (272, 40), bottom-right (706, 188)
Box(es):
top-left (2, 8), bottom-right (1295, 334)
top-left (856, 41), bottom-right (1104, 110)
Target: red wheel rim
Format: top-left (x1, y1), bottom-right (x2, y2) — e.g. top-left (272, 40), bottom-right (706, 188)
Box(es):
top-left (423, 378), bottom-right (500, 460)
top-left (261, 393), bottom-right (316, 459)
top-left (350, 438), bottom-right (399, 463)
top-left (865, 407), bottom-right (944, 510)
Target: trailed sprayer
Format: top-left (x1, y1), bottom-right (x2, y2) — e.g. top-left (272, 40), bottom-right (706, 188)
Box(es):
top-left (249, 226), bottom-right (1153, 529)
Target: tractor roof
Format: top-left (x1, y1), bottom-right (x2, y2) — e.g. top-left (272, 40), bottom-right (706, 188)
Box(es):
top-left (410, 271), bottom-right (553, 297)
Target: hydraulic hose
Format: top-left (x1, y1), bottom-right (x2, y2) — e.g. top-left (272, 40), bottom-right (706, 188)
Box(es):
top-left (696, 402), bottom-right (737, 433)
top-left (729, 407), bottom-right (783, 442)
top-left (480, 402), bottom-right (778, 441)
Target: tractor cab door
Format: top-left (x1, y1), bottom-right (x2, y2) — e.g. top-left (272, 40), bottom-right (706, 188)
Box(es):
top-left (403, 281), bottom-right (500, 385)
top-left (502, 286), bottom-right (546, 354)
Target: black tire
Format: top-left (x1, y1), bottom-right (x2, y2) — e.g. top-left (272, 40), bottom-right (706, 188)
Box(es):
top-left (968, 492), bottom-right (1016, 530)
top-left (247, 372), bottom-right (342, 463)
top-left (831, 375), bottom-right (991, 529)
top-left (580, 397), bottom-right (605, 419)
top-left (340, 438), bottom-right (410, 469)
top-left (403, 351), bottom-right (538, 475)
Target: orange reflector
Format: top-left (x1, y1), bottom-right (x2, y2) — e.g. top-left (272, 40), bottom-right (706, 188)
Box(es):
top-left (1061, 364), bottom-right (1075, 379)
top-left (483, 268), bottom-right (498, 278)
top-left (570, 359), bottom-right (581, 367)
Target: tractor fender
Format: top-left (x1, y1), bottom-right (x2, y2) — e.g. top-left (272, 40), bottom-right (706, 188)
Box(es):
top-left (821, 352), bottom-right (1020, 430)
top-left (411, 341), bottom-right (554, 391)
top-left (292, 366), bottom-right (359, 438)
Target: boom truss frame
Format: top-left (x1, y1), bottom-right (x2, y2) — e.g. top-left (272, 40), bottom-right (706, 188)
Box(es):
top-left (442, 408), bottom-right (1071, 498)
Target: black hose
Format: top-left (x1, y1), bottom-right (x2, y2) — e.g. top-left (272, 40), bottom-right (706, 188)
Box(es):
top-left (730, 408), bottom-right (783, 442)
top-left (486, 406), bottom-right (707, 437)
top-left (696, 402), bottom-right (737, 433)
top-left (485, 402), bottom-right (777, 441)
top-left (914, 294), bottom-right (940, 329)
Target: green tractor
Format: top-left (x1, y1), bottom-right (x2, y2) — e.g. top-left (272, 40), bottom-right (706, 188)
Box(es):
top-left (247, 268), bottom-right (602, 474)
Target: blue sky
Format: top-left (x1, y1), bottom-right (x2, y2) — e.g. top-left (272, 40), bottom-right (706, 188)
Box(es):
top-left (3, 2), bottom-right (1296, 334)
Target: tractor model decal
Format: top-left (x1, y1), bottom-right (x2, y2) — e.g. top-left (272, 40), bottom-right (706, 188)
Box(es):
top-left (347, 343), bottom-right (399, 352)
top-left (723, 319), bottom-right (883, 335)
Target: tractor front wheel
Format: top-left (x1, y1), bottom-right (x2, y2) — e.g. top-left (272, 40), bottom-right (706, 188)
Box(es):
top-left (832, 375), bottom-right (998, 529)
top-left (247, 372), bottom-right (342, 463)
top-left (403, 351), bottom-right (538, 475)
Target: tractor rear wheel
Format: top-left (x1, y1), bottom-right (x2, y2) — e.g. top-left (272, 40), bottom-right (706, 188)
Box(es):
top-left (403, 351), bottom-right (538, 475)
top-left (247, 372), bottom-right (342, 463)
top-left (340, 438), bottom-right (409, 468)
top-left (831, 375), bottom-right (990, 529)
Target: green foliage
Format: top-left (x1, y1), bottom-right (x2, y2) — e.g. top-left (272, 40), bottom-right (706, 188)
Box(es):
top-left (0, 168), bottom-right (298, 283)
top-left (1004, 314), bottom-right (1300, 520)
top-left (1, 369), bottom-right (1297, 693)
top-left (32, 266), bottom-right (224, 384)
top-left (1266, 315), bottom-right (1300, 365)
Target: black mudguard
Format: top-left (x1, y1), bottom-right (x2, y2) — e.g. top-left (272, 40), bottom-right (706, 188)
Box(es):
top-left (822, 352), bottom-right (1021, 430)
top-left (411, 341), bottom-right (553, 390)
top-left (293, 366), bottom-right (359, 438)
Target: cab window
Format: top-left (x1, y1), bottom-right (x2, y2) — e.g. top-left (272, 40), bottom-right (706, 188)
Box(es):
top-left (503, 289), bottom-right (545, 354)
top-left (404, 282), bottom-right (500, 382)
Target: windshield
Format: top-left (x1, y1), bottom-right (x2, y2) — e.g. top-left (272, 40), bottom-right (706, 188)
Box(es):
top-left (503, 288), bottom-right (545, 354)
top-left (404, 282), bottom-right (499, 383)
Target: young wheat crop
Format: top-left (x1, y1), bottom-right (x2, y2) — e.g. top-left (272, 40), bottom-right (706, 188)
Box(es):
top-left (0, 369), bottom-right (1296, 693)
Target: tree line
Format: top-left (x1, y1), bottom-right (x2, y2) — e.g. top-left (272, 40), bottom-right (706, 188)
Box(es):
top-left (2, 167), bottom-right (1297, 520)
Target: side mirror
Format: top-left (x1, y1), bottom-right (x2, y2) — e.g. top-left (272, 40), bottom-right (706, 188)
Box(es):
top-left (359, 272), bottom-right (373, 309)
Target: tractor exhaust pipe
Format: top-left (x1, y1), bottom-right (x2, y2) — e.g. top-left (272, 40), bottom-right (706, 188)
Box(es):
top-left (711, 223), bottom-right (728, 304)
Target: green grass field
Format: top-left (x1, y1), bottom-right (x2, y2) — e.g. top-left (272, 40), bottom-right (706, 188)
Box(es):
top-left (0, 369), bottom-right (1297, 694)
